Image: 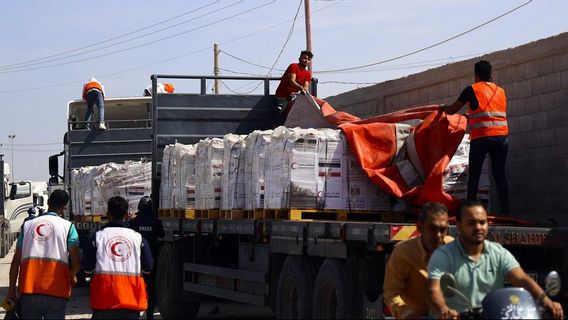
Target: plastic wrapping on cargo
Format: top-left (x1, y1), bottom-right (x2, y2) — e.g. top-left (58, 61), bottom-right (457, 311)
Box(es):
top-left (244, 130), bottom-right (272, 209)
top-left (159, 145), bottom-right (174, 209)
top-left (195, 138), bottom-right (224, 209)
top-left (177, 143), bottom-right (197, 209)
top-left (70, 161), bottom-right (151, 216)
top-left (264, 127), bottom-right (298, 209)
top-left (221, 134), bottom-right (246, 210)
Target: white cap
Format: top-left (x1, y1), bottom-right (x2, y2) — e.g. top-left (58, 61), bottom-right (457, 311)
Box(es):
top-left (89, 77), bottom-right (97, 82)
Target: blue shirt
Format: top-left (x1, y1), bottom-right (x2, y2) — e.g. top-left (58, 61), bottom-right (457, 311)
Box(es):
top-left (16, 211), bottom-right (79, 249)
top-left (428, 239), bottom-right (520, 311)
top-left (83, 220), bottom-right (154, 274)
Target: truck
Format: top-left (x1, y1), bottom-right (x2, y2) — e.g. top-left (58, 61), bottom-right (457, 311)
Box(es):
top-left (1, 155), bottom-right (48, 258)
top-left (50, 75), bottom-right (568, 319)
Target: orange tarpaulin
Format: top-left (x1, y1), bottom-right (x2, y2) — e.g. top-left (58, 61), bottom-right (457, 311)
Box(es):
top-left (287, 95), bottom-right (468, 212)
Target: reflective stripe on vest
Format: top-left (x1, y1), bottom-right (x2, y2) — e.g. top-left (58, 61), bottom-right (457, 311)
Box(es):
top-left (468, 82), bottom-right (508, 140)
top-left (90, 227), bottom-right (147, 311)
top-left (19, 215), bottom-right (72, 299)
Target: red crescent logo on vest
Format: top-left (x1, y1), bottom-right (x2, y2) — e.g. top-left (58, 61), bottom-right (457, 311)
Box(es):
top-left (32, 221), bottom-right (55, 241)
top-left (105, 236), bottom-right (133, 262)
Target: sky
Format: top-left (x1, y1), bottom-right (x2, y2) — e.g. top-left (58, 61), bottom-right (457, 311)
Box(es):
top-left (0, 0), bottom-right (566, 181)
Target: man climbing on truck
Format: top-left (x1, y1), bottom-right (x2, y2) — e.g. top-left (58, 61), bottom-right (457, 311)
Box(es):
top-left (82, 77), bottom-right (107, 130)
top-left (275, 50), bottom-right (313, 123)
top-left (440, 61), bottom-right (510, 214)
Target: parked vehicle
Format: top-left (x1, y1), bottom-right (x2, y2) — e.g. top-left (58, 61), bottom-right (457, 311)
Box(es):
top-left (50, 76), bottom-right (568, 319)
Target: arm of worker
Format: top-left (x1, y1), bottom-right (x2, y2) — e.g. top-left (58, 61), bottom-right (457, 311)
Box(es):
top-left (303, 80), bottom-right (310, 94)
top-left (140, 238), bottom-right (154, 274)
top-left (67, 224), bottom-right (81, 287)
top-left (427, 250), bottom-right (459, 319)
top-left (288, 73), bottom-right (307, 94)
top-left (82, 233), bottom-right (97, 275)
top-left (383, 247), bottom-right (419, 319)
top-left (506, 267), bottom-right (564, 319)
top-left (8, 248), bottom-right (22, 301)
top-left (440, 86), bottom-right (474, 115)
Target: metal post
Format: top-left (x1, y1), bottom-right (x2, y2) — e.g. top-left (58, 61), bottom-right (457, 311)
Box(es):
top-left (214, 43), bottom-right (220, 94)
top-left (8, 135), bottom-right (15, 182)
top-left (304, 0), bottom-right (313, 71)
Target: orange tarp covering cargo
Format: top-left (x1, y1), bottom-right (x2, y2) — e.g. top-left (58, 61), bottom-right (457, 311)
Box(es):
top-left (283, 94), bottom-right (468, 212)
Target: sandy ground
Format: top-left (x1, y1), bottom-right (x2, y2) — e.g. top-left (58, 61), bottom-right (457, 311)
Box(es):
top-left (0, 243), bottom-right (274, 319)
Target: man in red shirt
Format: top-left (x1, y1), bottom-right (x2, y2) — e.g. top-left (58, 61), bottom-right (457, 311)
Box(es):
top-left (275, 50), bottom-right (313, 124)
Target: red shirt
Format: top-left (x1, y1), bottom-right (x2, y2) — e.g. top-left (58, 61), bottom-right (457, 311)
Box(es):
top-left (275, 63), bottom-right (312, 99)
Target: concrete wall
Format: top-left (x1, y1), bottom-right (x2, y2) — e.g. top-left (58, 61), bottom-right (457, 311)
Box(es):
top-left (326, 33), bottom-right (568, 225)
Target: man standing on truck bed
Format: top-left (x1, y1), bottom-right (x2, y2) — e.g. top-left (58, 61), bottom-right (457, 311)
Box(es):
top-left (143, 82), bottom-right (175, 96)
top-left (7, 189), bottom-right (81, 319)
top-left (82, 77), bottom-right (107, 130)
top-left (383, 202), bottom-right (453, 319)
top-left (129, 196), bottom-right (165, 320)
top-left (441, 60), bottom-right (510, 214)
top-left (427, 200), bottom-right (564, 319)
top-left (84, 196), bottom-right (153, 319)
top-left (275, 50), bottom-right (313, 122)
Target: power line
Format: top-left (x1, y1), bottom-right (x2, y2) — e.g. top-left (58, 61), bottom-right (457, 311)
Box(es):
top-left (0, 1), bottom-right (341, 94)
top-left (0, 1), bottom-right (222, 70)
top-left (0, 142), bottom-right (62, 146)
top-left (319, 80), bottom-right (377, 85)
top-left (0, 1), bottom-right (276, 74)
top-left (317, 0), bottom-right (533, 73)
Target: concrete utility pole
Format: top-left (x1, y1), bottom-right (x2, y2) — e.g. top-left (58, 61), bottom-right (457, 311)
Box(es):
top-left (214, 43), bottom-right (220, 94)
top-left (304, 0), bottom-right (313, 71)
top-left (7, 135), bottom-right (15, 182)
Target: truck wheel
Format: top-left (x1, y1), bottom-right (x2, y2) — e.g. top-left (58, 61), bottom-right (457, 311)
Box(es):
top-left (276, 255), bottom-right (316, 319)
top-left (157, 243), bottom-right (200, 319)
top-left (312, 258), bottom-right (352, 319)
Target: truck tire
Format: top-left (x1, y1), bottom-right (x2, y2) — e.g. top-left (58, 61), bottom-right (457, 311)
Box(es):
top-left (157, 243), bottom-right (200, 319)
top-left (276, 255), bottom-right (316, 319)
top-left (312, 258), bottom-right (353, 319)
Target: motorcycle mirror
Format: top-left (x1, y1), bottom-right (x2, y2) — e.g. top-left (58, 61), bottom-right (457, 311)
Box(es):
top-left (440, 273), bottom-right (457, 298)
top-left (544, 271), bottom-right (561, 297)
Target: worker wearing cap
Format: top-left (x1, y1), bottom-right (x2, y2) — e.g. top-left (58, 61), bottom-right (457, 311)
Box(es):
top-left (440, 60), bottom-right (510, 215)
top-left (7, 190), bottom-right (81, 319)
top-left (84, 196), bottom-right (153, 319)
top-left (143, 83), bottom-right (175, 96)
top-left (129, 196), bottom-right (165, 320)
top-left (82, 77), bottom-right (107, 130)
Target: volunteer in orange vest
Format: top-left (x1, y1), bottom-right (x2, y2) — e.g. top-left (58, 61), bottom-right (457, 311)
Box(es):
top-left (84, 196), bottom-right (153, 319)
top-left (82, 77), bottom-right (107, 130)
top-left (143, 82), bottom-right (175, 96)
top-left (441, 60), bottom-right (510, 214)
top-left (7, 189), bottom-right (81, 319)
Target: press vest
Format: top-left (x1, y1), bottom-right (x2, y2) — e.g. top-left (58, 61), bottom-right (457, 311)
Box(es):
top-left (90, 227), bottom-right (147, 311)
top-left (468, 82), bottom-right (508, 140)
top-left (82, 81), bottom-right (104, 99)
top-left (19, 215), bottom-right (72, 299)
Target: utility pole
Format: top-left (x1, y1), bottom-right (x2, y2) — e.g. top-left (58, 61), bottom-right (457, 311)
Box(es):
top-left (304, 0), bottom-right (313, 71)
top-left (214, 43), bottom-right (220, 94)
top-left (7, 135), bottom-right (15, 182)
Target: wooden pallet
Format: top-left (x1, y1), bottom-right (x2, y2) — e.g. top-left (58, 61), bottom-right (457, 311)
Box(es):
top-left (221, 209), bottom-right (243, 220)
top-left (195, 209), bottom-right (220, 219)
top-left (282, 208), bottom-right (396, 222)
top-left (242, 209), bottom-right (264, 220)
top-left (177, 208), bottom-right (196, 219)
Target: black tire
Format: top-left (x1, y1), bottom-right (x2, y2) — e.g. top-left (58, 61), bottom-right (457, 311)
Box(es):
top-left (276, 255), bottom-right (317, 319)
top-left (157, 243), bottom-right (200, 319)
top-left (312, 258), bottom-right (353, 319)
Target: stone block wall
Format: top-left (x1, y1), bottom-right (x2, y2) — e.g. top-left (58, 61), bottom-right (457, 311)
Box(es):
top-left (326, 33), bottom-right (568, 225)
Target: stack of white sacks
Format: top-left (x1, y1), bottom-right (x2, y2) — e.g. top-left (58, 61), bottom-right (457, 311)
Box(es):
top-left (443, 133), bottom-right (491, 208)
top-left (70, 160), bottom-right (151, 217)
top-left (159, 127), bottom-right (393, 211)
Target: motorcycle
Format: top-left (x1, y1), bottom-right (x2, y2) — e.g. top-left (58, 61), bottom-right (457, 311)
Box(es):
top-left (440, 271), bottom-right (562, 319)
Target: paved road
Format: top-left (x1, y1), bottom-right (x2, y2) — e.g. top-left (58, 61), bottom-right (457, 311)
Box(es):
top-left (0, 244), bottom-right (274, 319)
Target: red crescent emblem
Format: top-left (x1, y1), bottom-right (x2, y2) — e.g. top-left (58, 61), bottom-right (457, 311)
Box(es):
top-left (110, 242), bottom-right (123, 257)
top-left (35, 224), bottom-right (46, 237)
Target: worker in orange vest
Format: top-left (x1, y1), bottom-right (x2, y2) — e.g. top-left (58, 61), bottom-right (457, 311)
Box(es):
top-left (143, 82), bottom-right (175, 96)
top-left (441, 60), bottom-right (510, 214)
top-left (82, 77), bottom-right (107, 130)
top-left (84, 196), bottom-right (153, 319)
top-left (7, 190), bottom-right (81, 319)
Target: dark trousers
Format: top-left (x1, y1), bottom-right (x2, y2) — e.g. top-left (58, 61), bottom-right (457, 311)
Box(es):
top-left (467, 136), bottom-right (510, 214)
top-left (143, 269), bottom-right (157, 320)
top-left (85, 90), bottom-right (105, 123)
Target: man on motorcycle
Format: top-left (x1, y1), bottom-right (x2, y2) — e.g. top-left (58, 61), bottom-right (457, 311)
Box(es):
top-left (427, 200), bottom-right (563, 319)
top-left (384, 202), bottom-right (454, 319)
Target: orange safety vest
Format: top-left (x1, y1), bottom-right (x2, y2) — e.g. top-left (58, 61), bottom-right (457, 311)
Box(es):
top-left (82, 81), bottom-right (104, 100)
top-left (468, 82), bottom-right (508, 140)
top-left (90, 227), bottom-right (147, 311)
top-left (19, 215), bottom-right (73, 299)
